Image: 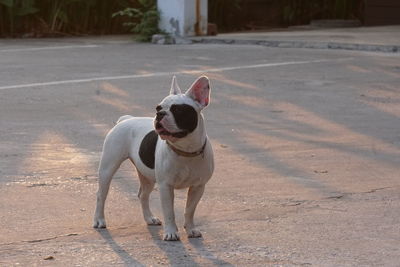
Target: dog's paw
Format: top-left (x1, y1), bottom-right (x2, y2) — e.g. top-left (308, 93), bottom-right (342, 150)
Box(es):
top-left (163, 231), bottom-right (180, 241)
top-left (186, 228), bottom-right (202, 238)
top-left (93, 218), bottom-right (107, 229)
top-left (145, 216), bottom-right (162, 226)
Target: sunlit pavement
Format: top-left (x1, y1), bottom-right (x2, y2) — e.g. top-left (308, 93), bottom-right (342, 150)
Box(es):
top-left (0, 28), bottom-right (399, 265)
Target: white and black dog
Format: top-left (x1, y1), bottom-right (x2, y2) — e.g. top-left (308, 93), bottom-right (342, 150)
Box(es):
top-left (93, 76), bottom-right (214, 241)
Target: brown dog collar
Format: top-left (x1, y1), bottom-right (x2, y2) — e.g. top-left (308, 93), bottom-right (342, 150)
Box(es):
top-left (166, 139), bottom-right (207, 158)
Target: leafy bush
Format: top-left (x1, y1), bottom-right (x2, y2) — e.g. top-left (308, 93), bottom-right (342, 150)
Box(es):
top-left (112, 0), bottom-right (161, 42)
top-left (0, 0), bottom-right (133, 37)
top-left (0, 0), bottom-right (39, 34)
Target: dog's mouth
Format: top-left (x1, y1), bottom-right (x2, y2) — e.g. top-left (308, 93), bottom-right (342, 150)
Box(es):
top-left (155, 121), bottom-right (170, 136)
top-left (155, 122), bottom-right (188, 139)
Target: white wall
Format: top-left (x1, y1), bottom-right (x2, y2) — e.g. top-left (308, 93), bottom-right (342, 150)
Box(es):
top-left (158, 0), bottom-right (207, 37)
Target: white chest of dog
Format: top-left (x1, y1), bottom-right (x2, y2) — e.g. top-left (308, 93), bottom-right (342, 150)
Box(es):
top-left (94, 76), bottom-right (214, 241)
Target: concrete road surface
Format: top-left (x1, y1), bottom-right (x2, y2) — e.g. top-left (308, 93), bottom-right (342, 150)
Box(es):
top-left (0, 32), bottom-right (399, 266)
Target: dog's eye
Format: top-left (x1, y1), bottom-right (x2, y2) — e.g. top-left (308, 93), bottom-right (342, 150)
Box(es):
top-left (156, 105), bottom-right (162, 112)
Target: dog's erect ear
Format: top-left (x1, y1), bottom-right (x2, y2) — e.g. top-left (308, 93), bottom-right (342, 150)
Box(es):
top-left (185, 76), bottom-right (210, 108)
top-left (170, 75), bottom-right (182, 95)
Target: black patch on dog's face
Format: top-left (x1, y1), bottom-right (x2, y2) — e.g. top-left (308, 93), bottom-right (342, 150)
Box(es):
top-left (170, 104), bottom-right (198, 134)
top-left (139, 130), bottom-right (158, 169)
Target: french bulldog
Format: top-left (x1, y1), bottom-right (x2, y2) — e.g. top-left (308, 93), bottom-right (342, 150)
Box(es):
top-left (93, 76), bottom-right (214, 241)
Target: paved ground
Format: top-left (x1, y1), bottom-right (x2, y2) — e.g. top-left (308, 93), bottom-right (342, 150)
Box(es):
top-left (0, 26), bottom-right (400, 266)
top-left (191, 25), bottom-right (400, 53)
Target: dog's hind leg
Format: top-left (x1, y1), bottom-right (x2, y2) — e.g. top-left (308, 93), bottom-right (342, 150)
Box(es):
top-left (137, 171), bottom-right (162, 225)
top-left (93, 136), bottom-right (127, 228)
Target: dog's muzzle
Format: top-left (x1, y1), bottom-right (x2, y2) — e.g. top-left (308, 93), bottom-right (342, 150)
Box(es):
top-left (155, 113), bottom-right (189, 139)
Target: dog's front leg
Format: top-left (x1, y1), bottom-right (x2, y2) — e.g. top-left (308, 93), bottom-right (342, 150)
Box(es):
top-left (159, 183), bottom-right (179, 241)
top-left (184, 184), bottom-right (205, 238)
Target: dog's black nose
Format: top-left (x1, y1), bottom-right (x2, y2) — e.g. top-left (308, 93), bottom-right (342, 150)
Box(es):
top-left (156, 111), bottom-right (167, 121)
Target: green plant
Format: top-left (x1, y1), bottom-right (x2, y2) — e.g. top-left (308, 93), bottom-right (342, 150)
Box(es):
top-left (112, 0), bottom-right (161, 42)
top-left (39, 0), bottom-right (130, 34)
top-left (0, 0), bottom-right (39, 35)
top-left (0, 0), bottom-right (132, 37)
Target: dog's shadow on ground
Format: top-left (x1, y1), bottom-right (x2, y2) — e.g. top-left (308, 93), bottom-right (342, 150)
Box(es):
top-left (97, 229), bottom-right (144, 266)
top-left (96, 225), bottom-right (232, 266)
top-left (188, 237), bottom-right (234, 266)
top-left (147, 226), bottom-right (200, 266)
top-left (147, 225), bottom-right (233, 266)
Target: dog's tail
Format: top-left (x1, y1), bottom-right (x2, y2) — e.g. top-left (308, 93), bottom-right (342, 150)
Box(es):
top-left (116, 115), bottom-right (133, 125)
